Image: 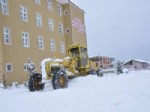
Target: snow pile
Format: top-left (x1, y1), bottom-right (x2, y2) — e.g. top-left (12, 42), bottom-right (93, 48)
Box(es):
top-left (0, 83), bottom-right (4, 88)
top-left (41, 58), bottom-right (63, 79)
top-left (0, 70), bottom-right (150, 112)
top-left (41, 57), bottom-right (71, 79)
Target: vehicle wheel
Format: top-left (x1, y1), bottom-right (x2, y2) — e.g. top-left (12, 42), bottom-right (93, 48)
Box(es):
top-left (90, 70), bottom-right (96, 75)
top-left (28, 73), bottom-right (44, 92)
top-left (96, 70), bottom-right (103, 77)
top-left (52, 69), bottom-right (69, 90)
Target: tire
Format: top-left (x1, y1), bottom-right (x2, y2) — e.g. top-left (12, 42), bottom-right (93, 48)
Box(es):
top-left (52, 69), bottom-right (69, 90)
top-left (90, 70), bottom-right (96, 75)
top-left (28, 73), bottom-right (44, 92)
top-left (96, 70), bottom-right (103, 77)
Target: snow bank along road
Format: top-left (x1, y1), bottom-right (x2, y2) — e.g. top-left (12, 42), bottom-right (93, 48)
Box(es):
top-left (0, 70), bottom-right (150, 112)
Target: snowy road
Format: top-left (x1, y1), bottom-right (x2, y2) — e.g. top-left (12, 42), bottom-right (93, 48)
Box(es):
top-left (0, 70), bottom-right (150, 112)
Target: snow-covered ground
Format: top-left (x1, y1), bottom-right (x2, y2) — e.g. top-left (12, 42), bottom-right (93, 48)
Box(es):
top-left (0, 70), bottom-right (150, 112)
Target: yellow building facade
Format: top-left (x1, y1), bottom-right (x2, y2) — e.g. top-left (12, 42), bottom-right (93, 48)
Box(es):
top-left (0, 0), bottom-right (87, 85)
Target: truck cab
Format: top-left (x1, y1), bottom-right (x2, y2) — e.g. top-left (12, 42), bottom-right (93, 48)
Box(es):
top-left (68, 44), bottom-right (89, 69)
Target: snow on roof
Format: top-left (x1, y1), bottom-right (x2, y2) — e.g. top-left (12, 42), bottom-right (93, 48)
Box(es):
top-left (56, 0), bottom-right (69, 5)
top-left (123, 59), bottom-right (150, 65)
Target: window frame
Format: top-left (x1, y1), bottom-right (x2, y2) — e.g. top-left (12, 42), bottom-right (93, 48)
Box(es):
top-left (50, 39), bottom-right (56, 52)
top-left (3, 26), bottom-right (11, 45)
top-left (48, 18), bottom-right (54, 31)
top-left (0, 0), bottom-right (2, 13)
top-left (47, 0), bottom-right (52, 11)
top-left (36, 13), bottom-right (42, 27)
top-left (24, 63), bottom-right (28, 71)
top-left (58, 23), bottom-right (64, 34)
top-left (57, 4), bottom-right (62, 16)
top-left (6, 63), bottom-right (13, 72)
top-left (35, 0), bottom-right (41, 5)
top-left (20, 5), bottom-right (28, 22)
top-left (38, 35), bottom-right (44, 50)
top-left (22, 32), bottom-right (30, 48)
top-left (60, 42), bottom-right (65, 53)
top-left (1, 0), bottom-right (9, 15)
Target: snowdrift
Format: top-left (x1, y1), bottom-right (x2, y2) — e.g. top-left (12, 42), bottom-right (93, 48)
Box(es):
top-left (0, 70), bottom-right (150, 112)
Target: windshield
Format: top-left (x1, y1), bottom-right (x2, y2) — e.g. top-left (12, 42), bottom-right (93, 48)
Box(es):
top-left (69, 47), bottom-right (79, 57)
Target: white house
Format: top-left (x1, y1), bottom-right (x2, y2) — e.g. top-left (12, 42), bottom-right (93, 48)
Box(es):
top-left (123, 59), bottom-right (150, 70)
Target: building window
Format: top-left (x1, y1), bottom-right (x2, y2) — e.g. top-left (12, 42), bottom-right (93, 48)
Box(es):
top-left (47, 0), bottom-right (52, 11)
top-left (60, 42), bottom-right (65, 53)
top-left (35, 0), bottom-right (41, 5)
top-left (57, 4), bottom-right (62, 16)
top-left (58, 23), bottom-right (63, 34)
top-left (3, 26), bottom-right (11, 45)
top-left (1, 0), bottom-right (8, 15)
top-left (48, 18), bottom-right (54, 31)
top-left (36, 13), bottom-right (42, 27)
top-left (22, 32), bottom-right (30, 48)
top-left (6, 63), bottom-right (13, 72)
top-left (130, 61), bottom-right (133, 65)
top-left (38, 36), bottom-right (44, 50)
top-left (24, 63), bottom-right (28, 71)
top-left (50, 39), bottom-right (55, 52)
top-left (0, 0), bottom-right (2, 12)
top-left (20, 6), bottom-right (28, 22)
top-left (100, 57), bottom-right (102, 61)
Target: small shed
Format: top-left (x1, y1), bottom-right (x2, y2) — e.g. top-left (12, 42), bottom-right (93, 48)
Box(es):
top-left (123, 59), bottom-right (150, 70)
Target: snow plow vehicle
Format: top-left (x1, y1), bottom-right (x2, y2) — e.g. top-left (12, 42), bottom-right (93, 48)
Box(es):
top-left (27, 44), bottom-right (101, 91)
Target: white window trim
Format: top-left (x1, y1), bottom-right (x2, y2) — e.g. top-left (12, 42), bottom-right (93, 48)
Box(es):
top-left (24, 63), bottom-right (28, 71)
top-left (6, 63), bottom-right (13, 72)
top-left (47, 0), bottom-right (52, 11)
top-left (35, 0), bottom-right (41, 5)
top-left (60, 42), bottom-right (65, 53)
top-left (38, 35), bottom-right (44, 50)
top-left (1, 0), bottom-right (9, 15)
top-left (58, 23), bottom-right (64, 34)
top-left (50, 39), bottom-right (56, 52)
top-left (57, 4), bottom-right (62, 16)
top-left (20, 5), bottom-right (28, 22)
top-left (3, 26), bottom-right (12, 45)
top-left (0, 0), bottom-right (2, 13)
top-left (22, 32), bottom-right (30, 48)
top-left (36, 13), bottom-right (42, 27)
top-left (48, 18), bottom-right (54, 31)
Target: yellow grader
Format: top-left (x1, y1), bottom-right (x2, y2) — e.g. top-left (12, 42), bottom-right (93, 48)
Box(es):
top-left (28, 44), bottom-right (102, 91)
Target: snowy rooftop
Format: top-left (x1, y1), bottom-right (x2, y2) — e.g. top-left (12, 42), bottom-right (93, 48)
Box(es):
top-left (56, 0), bottom-right (69, 5)
top-left (56, 0), bottom-right (85, 13)
top-left (123, 59), bottom-right (150, 65)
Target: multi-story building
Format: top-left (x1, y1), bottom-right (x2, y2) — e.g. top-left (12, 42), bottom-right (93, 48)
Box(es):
top-left (0, 0), bottom-right (87, 85)
top-left (89, 56), bottom-right (111, 69)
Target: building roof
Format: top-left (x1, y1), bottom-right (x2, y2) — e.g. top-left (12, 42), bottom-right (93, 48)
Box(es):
top-left (123, 59), bottom-right (150, 65)
top-left (56, 0), bottom-right (85, 13)
top-left (56, 0), bottom-right (69, 5)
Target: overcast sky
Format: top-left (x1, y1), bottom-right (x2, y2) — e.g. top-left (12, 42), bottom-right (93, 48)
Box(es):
top-left (71, 0), bottom-right (150, 61)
